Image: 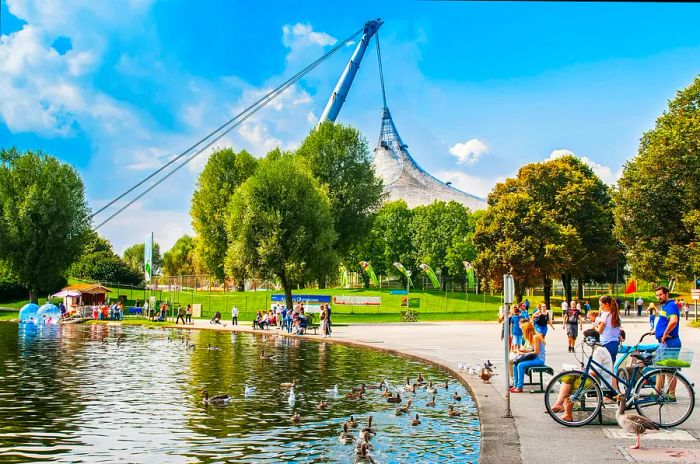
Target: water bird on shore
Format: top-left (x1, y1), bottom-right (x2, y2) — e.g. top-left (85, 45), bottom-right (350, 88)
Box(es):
top-left (426, 395), bottom-right (436, 407)
top-left (355, 442), bottom-right (376, 464)
top-left (426, 382), bottom-right (437, 394)
top-left (480, 368), bottom-right (493, 383)
top-left (202, 390), bottom-right (231, 405)
top-left (348, 415), bottom-right (358, 428)
top-left (387, 392), bottom-right (402, 403)
top-left (338, 422), bottom-right (355, 444)
top-left (280, 380), bottom-right (297, 388)
top-left (244, 385), bottom-right (256, 396)
top-left (452, 391), bottom-right (462, 401)
top-left (615, 394), bottom-right (660, 449)
top-left (361, 416), bottom-right (376, 436)
top-left (411, 414), bottom-right (421, 426)
top-left (290, 412), bottom-right (301, 423)
top-left (317, 400), bottom-right (329, 410)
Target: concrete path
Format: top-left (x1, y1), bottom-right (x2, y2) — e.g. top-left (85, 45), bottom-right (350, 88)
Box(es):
top-left (170, 317), bottom-right (700, 464)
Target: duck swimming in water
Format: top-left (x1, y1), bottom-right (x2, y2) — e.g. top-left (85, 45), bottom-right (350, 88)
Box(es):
top-left (416, 373), bottom-right (426, 384)
top-left (207, 343), bottom-right (221, 351)
top-left (260, 351), bottom-right (274, 360)
top-left (448, 405), bottom-right (461, 417)
top-left (387, 392), bottom-right (402, 404)
top-left (452, 391), bottom-right (462, 401)
top-left (202, 390), bottom-right (231, 405)
top-left (355, 442), bottom-right (377, 464)
top-left (442, 380), bottom-right (449, 389)
top-left (317, 400), bottom-right (329, 410)
top-left (280, 379), bottom-right (297, 388)
top-left (326, 384), bottom-right (339, 395)
top-left (244, 385), bottom-right (256, 397)
top-left (411, 414), bottom-right (421, 426)
top-left (426, 381), bottom-right (437, 394)
top-left (381, 387), bottom-right (392, 397)
top-left (396, 398), bottom-right (412, 415)
top-left (426, 395), bottom-right (436, 407)
top-left (290, 412), bottom-right (301, 423)
top-left (347, 415), bottom-right (359, 428)
top-left (346, 390), bottom-right (364, 400)
top-left (338, 422), bottom-right (355, 444)
top-left (361, 415), bottom-right (376, 436)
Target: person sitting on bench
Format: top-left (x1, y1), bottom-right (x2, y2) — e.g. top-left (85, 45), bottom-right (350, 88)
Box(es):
top-left (210, 311), bottom-right (222, 325)
top-left (511, 321), bottom-right (546, 393)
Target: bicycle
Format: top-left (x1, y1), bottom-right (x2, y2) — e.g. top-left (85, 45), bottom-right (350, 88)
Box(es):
top-left (544, 334), bottom-right (695, 428)
top-left (400, 309), bottom-right (419, 322)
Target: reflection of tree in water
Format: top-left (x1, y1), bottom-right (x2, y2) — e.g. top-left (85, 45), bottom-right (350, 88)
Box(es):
top-left (0, 323), bottom-right (87, 462)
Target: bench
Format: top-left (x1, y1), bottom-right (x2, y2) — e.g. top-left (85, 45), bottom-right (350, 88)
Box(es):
top-left (523, 365), bottom-right (554, 393)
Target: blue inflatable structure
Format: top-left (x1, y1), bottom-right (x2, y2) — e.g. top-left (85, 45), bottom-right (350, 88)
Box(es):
top-left (37, 304), bottom-right (60, 325)
top-left (19, 303), bottom-right (40, 323)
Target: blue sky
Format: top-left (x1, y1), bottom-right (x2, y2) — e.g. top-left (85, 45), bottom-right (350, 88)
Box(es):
top-left (2, 0), bottom-right (700, 253)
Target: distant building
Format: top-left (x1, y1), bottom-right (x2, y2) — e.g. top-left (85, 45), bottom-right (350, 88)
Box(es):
top-left (373, 108), bottom-right (487, 211)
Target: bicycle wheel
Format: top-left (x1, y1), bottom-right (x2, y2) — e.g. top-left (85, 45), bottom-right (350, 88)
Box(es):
top-left (634, 368), bottom-right (695, 427)
top-left (544, 370), bottom-right (603, 427)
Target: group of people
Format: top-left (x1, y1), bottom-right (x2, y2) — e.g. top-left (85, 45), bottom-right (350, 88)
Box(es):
top-left (500, 286), bottom-right (683, 395)
top-left (246, 301), bottom-right (332, 337)
top-left (91, 301), bottom-right (124, 321)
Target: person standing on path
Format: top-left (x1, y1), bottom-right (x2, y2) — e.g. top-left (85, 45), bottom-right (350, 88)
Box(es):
top-left (595, 295), bottom-right (622, 363)
top-left (185, 304), bottom-right (192, 324)
top-left (636, 296), bottom-right (644, 317)
top-left (564, 304), bottom-right (583, 353)
top-left (650, 286), bottom-right (681, 396)
top-left (325, 303), bottom-right (332, 337)
top-left (176, 305), bottom-right (185, 324)
top-left (624, 300), bottom-right (631, 317)
top-left (232, 305), bottom-right (239, 326)
top-left (509, 305), bottom-right (524, 349)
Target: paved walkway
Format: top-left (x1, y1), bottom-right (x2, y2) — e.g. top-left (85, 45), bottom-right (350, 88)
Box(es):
top-left (170, 317), bottom-right (700, 464)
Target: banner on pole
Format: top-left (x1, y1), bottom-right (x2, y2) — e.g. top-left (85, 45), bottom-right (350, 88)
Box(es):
top-left (419, 263), bottom-right (440, 289)
top-left (144, 233), bottom-right (154, 283)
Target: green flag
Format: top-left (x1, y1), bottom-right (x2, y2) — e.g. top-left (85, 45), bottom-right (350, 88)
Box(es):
top-left (359, 261), bottom-right (379, 287)
top-left (419, 263), bottom-right (440, 289)
top-left (393, 262), bottom-right (413, 286)
top-left (463, 261), bottom-right (476, 290)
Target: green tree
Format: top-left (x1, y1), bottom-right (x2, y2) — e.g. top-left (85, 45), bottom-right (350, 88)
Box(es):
top-left (0, 148), bottom-right (90, 302)
top-left (191, 148), bottom-right (257, 282)
top-left (225, 157), bottom-right (337, 310)
top-left (123, 242), bottom-right (162, 276)
top-left (162, 235), bottom-right (198, 276)
top-left (411, 201), bottom-right (476, 291)
top-left (296, 122), bottom-right (383, 273)
top-left (615, 76), bottom-right (700, 281)
top-left (69, 230), bottom-right (143, 285)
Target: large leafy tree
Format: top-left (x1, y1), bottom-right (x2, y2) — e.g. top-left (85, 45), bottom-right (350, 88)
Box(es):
top-left (295, 122), bottom-right (383, 271)
top-left (225, 157), bottom-right (337, 310)
top-left (0, 148), bottom-right (90, 302)
top-left (162, 235), bottom-right (198, 276)
top-left (69, 230), bottom-right (143, 285)
top-left (123, 242), bottom-right (162, 276)
top-left (191, 148), bottom-right (257, 281)
top-left (615, 76), bottom-right (700, 281)
top-left (411, 201), bottom-right (476, 291)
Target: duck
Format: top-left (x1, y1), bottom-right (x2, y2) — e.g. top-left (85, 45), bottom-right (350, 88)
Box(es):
top-left (416, 373), bottom-right (426, 384)
top-left (244, 385), bottom-right (256, 397)
top-left (355, 431), bottom-right (374, 451)
top-left (381, 387), bottom-right (392, 397)
top-left (480, 368), bottom-right (493, 383)
top-left (365, 380), bottom-right (385, 390)
top-left (407, 383), bottom-right (417, 393)
top-left (186, 341), bottom-right (196, 349)
top-left (280, 380), bottom-right (297, 388)
top-left (426, 395), bottom-right (436, 407)
top-left (426, 381), bottom-right (437, 394)
top-left (207, 343), bottom-right (221, 351)
top-left (347, 415), bottom-right (359, 428)
top-left (442, 380), bottom-right (449, 389)
top-left (288, 388), bottom-right (296, 405)
top-left (452, 391), bottom-right (462, 401)
top-left (448, 405), bottom-right (461, 417)
top-left (351, 384), bottom-right (366, 393)
top-left (326, 384), bottom-right (339, 395)
top-left (354, 442), bottom-right (376, 464)
top-left (411, 414), bottom-right (421, 426)
top-left (387, 392), bottom-right (402, 404)
top-left (346, 390), bottom-right (364, 400)
top-left (361, 415), bottom-right (376, 436)
top-left (317, 400), bottom-right (329, 410)
top-left (396, 398), bottom-right (413, 415)
top-left (202, 390), bottom-right (231, 405)
top-left (290, 412), bottom-right (301, 423)
top-left (260, 351), bottom-right (274, 360)
top-left (615, 394), bottom-right (660, 449)
top-left (338, 422), bottom-right (355, 444)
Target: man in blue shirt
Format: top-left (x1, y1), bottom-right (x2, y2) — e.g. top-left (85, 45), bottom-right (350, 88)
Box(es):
top-left (510, 306), bottom-right (524, 349)
top-left (652, 286), bottom-right (681, 348)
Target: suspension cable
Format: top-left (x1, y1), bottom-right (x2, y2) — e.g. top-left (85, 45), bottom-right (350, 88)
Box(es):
top-left (375, 31), bottom-right (387, 109)
top-left (91, 26), bottom-right (363, 221)
top-left (94, 27), bottom-right (363, 229)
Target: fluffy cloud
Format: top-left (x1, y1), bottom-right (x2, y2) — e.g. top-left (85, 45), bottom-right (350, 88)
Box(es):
top-left (282, 23), bottom-right (337, 48)
top-left (448, 138), bottom-right (489, 165)
top-left (434, 170), bottom-right (507, 199)
top-left (547, 149), bottom-right (618, 185)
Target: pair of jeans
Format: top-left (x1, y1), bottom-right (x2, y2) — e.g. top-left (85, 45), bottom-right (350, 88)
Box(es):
top-left (186, 314), bottom-right (192, 324)
top-left (231, 316), bottom-right (237, 325)
top-left (176, 315), bottom-right (185, 324)
top-left (513, 357), bottom-right (545, 389)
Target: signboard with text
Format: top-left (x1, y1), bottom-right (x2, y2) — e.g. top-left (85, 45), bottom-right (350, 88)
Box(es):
top-left (332, 295), bottom-right (381, 306)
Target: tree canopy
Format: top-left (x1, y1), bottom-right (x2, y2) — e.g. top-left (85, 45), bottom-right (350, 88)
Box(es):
top-left (162, 235), bottom-right (199, 276)
top-left (0, 148), bottom-right (90, 301)
top-left (191, 148), bottom-right (257, 281)
top-left (69, 230), bottom-right (143, 285)
top-left (123, 241), bottom-right (162, 277)
top-left (225, 157), bottom-right (336, 309)
top-left (615, 76), bottom-right (700, 281)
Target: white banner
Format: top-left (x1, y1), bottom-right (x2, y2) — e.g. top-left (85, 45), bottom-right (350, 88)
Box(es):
top-left (332, 295), bottom-right (381, 306)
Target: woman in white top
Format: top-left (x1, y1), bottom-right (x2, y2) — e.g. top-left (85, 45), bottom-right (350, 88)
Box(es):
top-left (595, 295), bottom-right (622, 363)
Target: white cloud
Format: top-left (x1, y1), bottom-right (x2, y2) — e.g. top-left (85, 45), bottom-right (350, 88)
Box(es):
top-left (434, 170), bottom-right (508, 198)
top-left (238, 123), bottom-right (283, 154)
top-left (282, 23), bottom-right (336, 48)
top-left (448, 138), bottom-right (489, 165)
top-left (546, 149), bottom-right (618, 184)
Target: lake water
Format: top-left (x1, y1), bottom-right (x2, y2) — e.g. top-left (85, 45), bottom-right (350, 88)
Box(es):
top-left (0, 322), bottom-right (480, 463)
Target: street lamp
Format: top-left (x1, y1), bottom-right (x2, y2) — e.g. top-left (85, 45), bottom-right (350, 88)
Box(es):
top-left (406, 270), bottom-right (412, 299)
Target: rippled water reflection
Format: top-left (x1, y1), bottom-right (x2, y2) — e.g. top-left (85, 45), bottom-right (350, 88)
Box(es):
top-left (0, 322), bottom-right (480, 463)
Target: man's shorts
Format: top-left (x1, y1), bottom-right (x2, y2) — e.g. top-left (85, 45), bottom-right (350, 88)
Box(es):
top-left (566, 323), bottom-right (578, 339)
top-left (512, 334), bottom-right (523, 346)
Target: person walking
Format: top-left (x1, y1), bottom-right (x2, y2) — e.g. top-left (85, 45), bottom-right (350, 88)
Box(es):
top-left (185, 304), bottom-right (192, 324)
top-left (623, 300), bottom-right (631, 317)
top-left (564, 303), bottom-right (583, 353)
top-left (532, 304), bottom-right (555, 337)
top-left (325, 303), bottom-right (332, 337)
top-left (648, 303), bottom-right (656, 329)
top-left (176, 305), bottom-right (185, 324)
top-left (509, 305), bottom-right (524, 350)
top-left (232, 305), bottom-right (239, 326)
top-left (636, 296), bottom-right (644, 317)
top-left (595, 295), bottom-right (622, 363)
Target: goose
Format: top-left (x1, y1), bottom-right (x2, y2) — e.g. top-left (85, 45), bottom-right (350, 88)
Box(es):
top-left (354, 442), bottom-right (377, 464)
top-left (387, 392), bottom-right (402, 404)
top-left (426, 381), bottom-right (437, 395)
top-left (338, 422), bottom-right (355, 444)
top-left (326, 384), bottom-right (339, 395)
top-left (352, 384), bottom-right (366, 392)
top-left (202, 390), bottom-right (231, 405)
top-left (280, 380), bottom-right (297, 388)
top-left (615, 394), bottom-right (660, 449)
top-left (411, 414), bottom-right (421, 426)
top-left (347, 415), bottom-right (359, 428)
top-left (426, 395), bottom-right (436, 407)
top-left (360, 416), bottom-right (376, 436)
top-left (288, 388), bottom-right (296, 405)
top-left (448, 405), bottom-right (461, 417)
top-left (355, 431), bottom-right (374, 451)
top-left (442, 380), bottom-right (449, 389)
top-left (207, 343), bottom-right (221, 351)
top-left (317, 400), bottom-right (329, 410)
top-left (452, 391), bottom-right (462, 401)
top-left (480, 368), bottom-right (493, 383)
top-left (416, 373), bottom-right (426, 384)
top-left (244, 385), bottom-right (256, 396)
top-left (365, 380), bottom-right (385, 390)
top-left (290, 412), bottom-right (301, 423)
top-left (260, 351), bottom-right (274, 360)
top-left (396, 398), bottom-right (413, 415)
